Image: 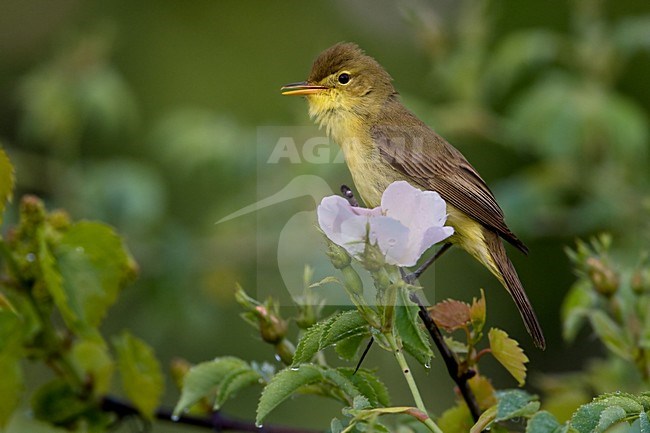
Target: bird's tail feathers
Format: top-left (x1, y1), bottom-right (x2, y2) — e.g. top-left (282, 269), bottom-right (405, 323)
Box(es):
top-left (485, 232), bottom-right (546, 350)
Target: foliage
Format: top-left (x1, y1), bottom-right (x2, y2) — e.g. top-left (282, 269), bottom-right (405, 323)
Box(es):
top-left (0, 153), bottom-right (163, 430)
top-left (3, 137), bottom-right (650, 431)
top-left (1, 0), bottom-right (649, 431)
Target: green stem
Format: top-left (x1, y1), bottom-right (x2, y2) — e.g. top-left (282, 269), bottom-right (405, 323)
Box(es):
top-left (387, 333), bottom-right (444, 433)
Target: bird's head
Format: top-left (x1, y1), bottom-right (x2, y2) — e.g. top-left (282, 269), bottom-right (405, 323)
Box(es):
top-left (282, 43), bottom-right (395, 128)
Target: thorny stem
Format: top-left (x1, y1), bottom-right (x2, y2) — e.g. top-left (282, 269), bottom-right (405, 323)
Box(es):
top-left (386, 333), bottom-right (444, 433)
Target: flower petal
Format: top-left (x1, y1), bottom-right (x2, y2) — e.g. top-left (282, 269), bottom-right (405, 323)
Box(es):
top-left (382, 181), bottom-right (448, 233)
top-left (317, 196), bottom-right (358, 248)
top-left (339, 215), bottom-right (371, 257)
top-left (317, 195), bottom-right (375, 258)
top-left (317, 181), bottom-right (454, 267)
top-left (414, 226), bottom-right (455, 260)
top-left (368, 216), bottom-right (412, 266)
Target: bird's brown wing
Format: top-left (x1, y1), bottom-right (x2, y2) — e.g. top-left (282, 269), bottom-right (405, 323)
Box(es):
top-left (371, 120), bottom-right (528, 254)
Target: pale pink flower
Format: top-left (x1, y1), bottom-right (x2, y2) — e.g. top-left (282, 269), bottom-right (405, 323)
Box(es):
top-left (317, 181), bottom-right (454, 267)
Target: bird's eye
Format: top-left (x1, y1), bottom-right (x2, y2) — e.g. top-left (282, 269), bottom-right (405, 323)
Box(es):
top-left (338, 73), bottom-right (351, 85)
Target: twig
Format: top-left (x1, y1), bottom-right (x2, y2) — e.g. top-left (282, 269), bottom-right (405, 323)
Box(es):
top-left (340, 184), bottom-right (482, 422)
top-left (408, 292), bottom-right (481, 422)
top-left (101, 396), bottom-right (321, 433)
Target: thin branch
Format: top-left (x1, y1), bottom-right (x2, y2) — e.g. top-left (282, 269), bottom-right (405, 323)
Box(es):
top-left (408, 292), bottom-right (481, 422)
top-left (403, 243), bottom-right (453, 284)
top-left (101, 396), bottom-right (322, 433)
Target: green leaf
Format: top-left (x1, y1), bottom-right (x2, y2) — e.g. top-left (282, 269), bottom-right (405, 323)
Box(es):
top-left (31, 379), bottom-right (89, 426)
top-left (0, 145), bottom-right (15, 224)
top-left (589, 311), bottom-right (633, 360)
top-left (54, 222), bottom-right (134, 331)
top-left (570, 402), bottom-right (629, 433)
top-left (174, 356), bottom-right (251, 416)
top-left (331, 418), bottom-right (344, 433)
top-left (439, 403), bottom-right (474, 433)
top-left (495, 390), bottom-right (540, 422)
top-left (526, 411), bottom-right (562, 433)
top-left (215, 367), bottom-right (262, 410)
top-left (70, 338), bottom-right (114, 396)
top-left (293, 311), bottom-right (369, 365)
top-left (0, 352), bottom-right (23, 428)
top-left (469, 374), bottom-right (497, 410)
top-left (639, 411), bottom-right (649, 433)
top-left (0, 307), bottom-right (23, 354)
top-left (488, 328), bottom-right (529, 386)
top-left (561, 282), bottom-right (595, 342)
top-left (337, 368), bottom-right (390, 407)
top-left (256, 364), bottom-right (323, 425)
top-left (292, 315), bottom-right (334, 365)
top-left (335, 334), bottom-right (366, 361)
top-left (39, 231), bottom-right (78, 330)
top-left (320, 368), bottom-right (361, 402)
top-left (470, 289), bottom-right (487, 335)
top-left (321, 310), bottom-right (369, 348)
top-left (395, 287), bottom-right (432, 367)
top-left (471, 405), bottom-right (497, 433)
top-left (593, 393), bottom-right (644, 414)
top-left (593, 406), bottom-right (627, 432)
top-left (113, 332), bottom-right (163, 419)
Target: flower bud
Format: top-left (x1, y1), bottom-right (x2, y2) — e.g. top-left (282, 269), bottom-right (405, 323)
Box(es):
top-left (362, 242), bottom-right (385, 272)
top-left (15, 195), bottom-right (46, 246)
top-left (256, 306), bottom-right (288, 344)
top-left (585, 257), bottom-right (619, 296)
top-left (631, 268), bottom-right (650, 295)
top-left (326, 241), bottom-right (351, 269)
top-left (48, 210), bottom-right (71, 231)
top-left (341, 266), bottom-right (363, 296)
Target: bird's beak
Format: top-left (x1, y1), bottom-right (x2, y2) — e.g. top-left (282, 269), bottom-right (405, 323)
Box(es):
top-left (281, 81), bottom-right (328, 96)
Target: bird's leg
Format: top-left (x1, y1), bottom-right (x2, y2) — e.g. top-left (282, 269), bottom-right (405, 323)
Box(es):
top-left (403, 242), bottom-right (453, 284)
top-left (340, 184), bottom-right (359, 207)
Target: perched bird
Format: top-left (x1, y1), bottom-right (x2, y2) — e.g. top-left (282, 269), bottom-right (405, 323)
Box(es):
top-left (282, 42), bottom-right (545, 349)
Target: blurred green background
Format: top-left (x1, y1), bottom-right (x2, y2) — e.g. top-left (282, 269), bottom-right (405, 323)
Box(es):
top-left (1, 0), bottom-right (649, 431)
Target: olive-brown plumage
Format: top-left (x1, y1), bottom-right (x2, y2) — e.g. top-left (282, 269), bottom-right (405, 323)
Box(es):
top-left (282, 42), bottom-right (545, 349)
